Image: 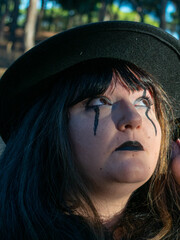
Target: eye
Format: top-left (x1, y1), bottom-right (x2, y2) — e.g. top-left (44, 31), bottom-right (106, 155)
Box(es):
top-left (134, 96), bottom-right (153, 108)
top-left (85, 96), bottom-right (112, 109)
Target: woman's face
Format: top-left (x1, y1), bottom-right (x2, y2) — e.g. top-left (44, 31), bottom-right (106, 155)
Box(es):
top-left (69, 78), bottom-right (161, 198)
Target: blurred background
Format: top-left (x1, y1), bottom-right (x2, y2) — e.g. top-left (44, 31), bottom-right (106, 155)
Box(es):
top-left (0, 0), bottom-right (180, 78)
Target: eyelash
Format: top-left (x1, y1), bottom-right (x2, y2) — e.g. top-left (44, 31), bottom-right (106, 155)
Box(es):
top-left (85, 95), bottom-right (153, 110)
top-left (85, 96), bottom-right (112, 110)
top-left (134, 96), bottom-right (153, 108)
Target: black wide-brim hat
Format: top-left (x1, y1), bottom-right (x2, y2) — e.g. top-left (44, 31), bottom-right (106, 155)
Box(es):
top-left (0, 21), bottom-right (180, 142)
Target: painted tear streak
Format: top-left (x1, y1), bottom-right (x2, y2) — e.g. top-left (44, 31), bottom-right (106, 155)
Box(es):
top-left (93, 106), bottom-right (100, 136)
top-left (143, 90), bottom-right (157, 136)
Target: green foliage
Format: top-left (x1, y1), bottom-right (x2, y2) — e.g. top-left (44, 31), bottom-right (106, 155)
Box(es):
top-left (117, 10), bottom-right (140, 21)
top-left (33, 1), bottom-right (159, 32)
top-left (17, 9), bottom-right (26, 26)
top-left (144, 15), bottom-right (159, 27)
top-left (40, 6), bottom-right (69, 31)
top-left (0, 0), bottom-right (178, 39)
top-left (44, 6), bottom-right (69, 18)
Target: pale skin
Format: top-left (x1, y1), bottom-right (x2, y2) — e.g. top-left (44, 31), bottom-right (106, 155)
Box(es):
top-left (69, 78), bottom-right (180, 226)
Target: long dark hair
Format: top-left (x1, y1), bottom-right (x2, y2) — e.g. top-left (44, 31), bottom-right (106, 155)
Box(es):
top-left (0, 59), bottom-right (179, 240)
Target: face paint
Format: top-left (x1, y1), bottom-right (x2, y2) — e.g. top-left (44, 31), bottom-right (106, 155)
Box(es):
top-left (93, 106), bottom-right (100, 136)
top-left (85, 103), bottom-right (100, 136)
top-left (85, 96), bottom-right (112, 136)
top-left (143, 90), bottom-right (157, 136)
top-left (69, 81), bottom-right (162, 198)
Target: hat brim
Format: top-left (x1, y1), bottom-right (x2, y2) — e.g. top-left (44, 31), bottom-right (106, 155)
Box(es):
top-left (0, 21), bottom-right (180, 142)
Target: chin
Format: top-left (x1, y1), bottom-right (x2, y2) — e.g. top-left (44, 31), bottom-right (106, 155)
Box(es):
top-left (111, 164), bottom-right (154, 184)
top-left (122, 175), bottom-right (151, 184)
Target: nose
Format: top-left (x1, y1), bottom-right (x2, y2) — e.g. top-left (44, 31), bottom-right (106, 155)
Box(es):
top-left (116, 101), bottom-right (142, 131)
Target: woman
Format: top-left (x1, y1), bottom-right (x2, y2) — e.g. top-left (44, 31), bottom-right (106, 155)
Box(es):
top-left (0, 21), bottom-right (180, 239)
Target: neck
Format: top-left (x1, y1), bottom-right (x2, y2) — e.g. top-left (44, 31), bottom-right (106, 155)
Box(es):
top-left (75, 182), bottom-right (139, 227)
top-left (90, 192), bottom-right (131, 228)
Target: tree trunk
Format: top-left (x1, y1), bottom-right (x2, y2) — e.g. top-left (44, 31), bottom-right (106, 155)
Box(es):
top-left (24, 0), bottom-right (39, 52)
top-left (0, 13), bottom-right (7, 41)
top-left (99, 0), bottom-right (107, 22)
top-left (36, 0), bottom-right (45, 34)
top-left (137, 6), bottom-right (144, 22)
top-left (159, 0), bottom-right (167, 29)
top-left (130, 0), bottom-right (144, 23)
top-left (87, 11), bottom-right (92, 23)
top-left (65, 14), bottom-right (74, 29)
top-left (0, 1), bottom-right (8, 41)
top-left (9, 0), bottom-right (20, 48)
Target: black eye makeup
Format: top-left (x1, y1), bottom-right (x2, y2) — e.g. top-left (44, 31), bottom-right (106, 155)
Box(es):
top-left (134, 96), bottom-right (153, 109)
top-left (141, 90), bottom-right (157, 136)
top-left (85, 96), bottom-right (113, 110)
top-left (82, 91), bottom-right (157, 136)
top-left (85, 96), bottom-right (112, 136)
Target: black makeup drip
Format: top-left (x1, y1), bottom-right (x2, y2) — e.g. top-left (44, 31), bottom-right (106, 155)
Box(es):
top-left (93, 106), bottom-right (100, 136)
top-left (143, 90), bottom-right (157, 136)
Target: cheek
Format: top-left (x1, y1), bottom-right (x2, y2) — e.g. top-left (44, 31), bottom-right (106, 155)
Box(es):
top-left (142, 114), bottom-right (162, 163)
top-left (69, 115), bottom-right (94, 151)
top-left (142, 108), bottom-right (161, 137)
top-left (68, 113), bottom-right (115, 175)
top-left (69, 115), bottom-right (101, 168)
top-left (69, 111), bottom-right (114, 151)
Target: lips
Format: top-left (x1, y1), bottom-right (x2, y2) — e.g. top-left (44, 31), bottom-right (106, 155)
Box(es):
top-left (115, 141), bottom-right (144, 151)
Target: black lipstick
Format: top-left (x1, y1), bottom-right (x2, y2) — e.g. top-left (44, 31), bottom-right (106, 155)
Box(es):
top-left (115, 141), bottom-right (144, 151)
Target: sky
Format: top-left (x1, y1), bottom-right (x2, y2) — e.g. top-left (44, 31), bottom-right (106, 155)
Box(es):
top-left (117, 1), bottom-right (176, 21)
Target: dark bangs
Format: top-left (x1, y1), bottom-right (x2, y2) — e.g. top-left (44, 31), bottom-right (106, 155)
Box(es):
top-left (60, 58), bottom-right (156, 107)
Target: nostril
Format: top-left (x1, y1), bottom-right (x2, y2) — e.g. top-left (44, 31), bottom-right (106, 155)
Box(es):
top-left (119, 114), bottom-right (142, 131)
